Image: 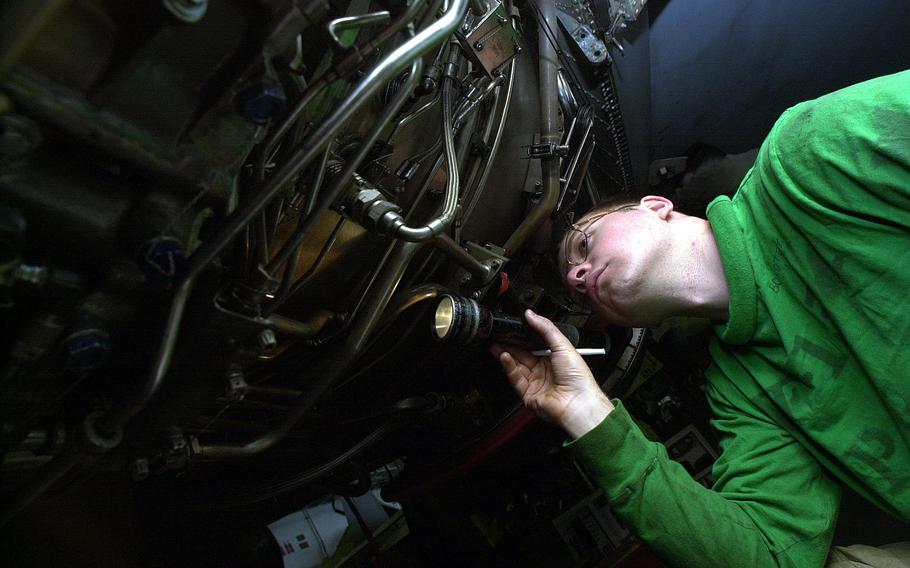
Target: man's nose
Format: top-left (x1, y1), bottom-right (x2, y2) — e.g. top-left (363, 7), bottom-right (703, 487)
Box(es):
top-left (567, 263), bottom-right (590, 293)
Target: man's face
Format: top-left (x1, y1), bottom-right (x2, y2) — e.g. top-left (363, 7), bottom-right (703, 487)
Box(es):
top-left (559, 199), bottom-right (673, 327)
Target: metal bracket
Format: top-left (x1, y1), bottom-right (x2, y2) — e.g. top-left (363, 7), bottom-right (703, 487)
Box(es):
top-left (556, 6), bottom-right (608, 64)
top-left (455, 2), bottom-right (521, 78)
top-left (523, 142), bottom-right (570, 159)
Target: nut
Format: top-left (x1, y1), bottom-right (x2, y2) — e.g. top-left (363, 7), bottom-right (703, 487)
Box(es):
top-left (257, 329), bottom-right (277, 351)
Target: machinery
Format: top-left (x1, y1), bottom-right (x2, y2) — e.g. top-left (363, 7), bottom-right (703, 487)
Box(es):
top-left (0, 0), bottom-right (651, 563)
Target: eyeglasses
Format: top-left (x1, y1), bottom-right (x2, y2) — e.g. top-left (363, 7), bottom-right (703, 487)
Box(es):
top-left (563, 204), bottom-right (638, 267)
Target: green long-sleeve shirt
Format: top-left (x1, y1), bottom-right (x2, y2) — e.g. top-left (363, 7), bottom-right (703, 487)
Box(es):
top-left (571, 69), bottom-right (910, 567)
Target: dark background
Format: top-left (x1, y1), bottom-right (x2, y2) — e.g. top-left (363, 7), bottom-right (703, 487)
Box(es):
top-left (610, 0), bottom-right (910, 193)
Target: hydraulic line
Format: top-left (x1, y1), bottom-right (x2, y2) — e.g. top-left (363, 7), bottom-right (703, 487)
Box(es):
top-left (502, 0), bottom-right (560, 256)
top-left (195, 239), bottom-right (422, 459)
top-left (265, 56), bottom-right (424, 275)
top-left (253, 0), bottom-right (430, 184)
top-left (97, 0), bottom-right (469, 433)
top-left (381, 76), bottom-right (459, 241)
top-left (212, 420), bottom-right (398, 507)
top-left (463, 58), bottom-right (516, 223)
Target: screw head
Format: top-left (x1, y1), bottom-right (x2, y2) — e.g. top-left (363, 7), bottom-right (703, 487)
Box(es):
top-left (257, 329), bottom-right (278, 351)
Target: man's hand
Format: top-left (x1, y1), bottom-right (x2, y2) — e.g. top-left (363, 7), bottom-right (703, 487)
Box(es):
top-left (491, 309), bottom-right (614, 439)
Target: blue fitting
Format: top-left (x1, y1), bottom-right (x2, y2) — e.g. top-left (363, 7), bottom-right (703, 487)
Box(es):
top-left (238, 83), bottom-right (287, 125)
top-left (138, 237), bottom-right (185, 285)
top-left (63, 329), bottom-right (112, 373)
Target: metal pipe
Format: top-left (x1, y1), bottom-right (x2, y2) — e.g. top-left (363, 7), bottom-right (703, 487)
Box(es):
top-left (433, 234), bottom-right (493, 281)
top-left (389, 89), bottom-right (440, 140)
top-left (454, 75), bottom-right (503, 126)
top-left (99, 0), bottom-right (468, 431)
top-left (254, 0), bottom-right (429, 184)
top-left (463, 58), bottom-right (516, 223)
top-left (327, 11), bottom-right (391, 48)
top-left (502, 0), bottom-right (560, 256)
top-left (195, 239), bottom-right (422, 459)
top-left (266, 311), bottom-right (335, 338)
top-left (265, 57), bottom-right (424, 275)
top-left (380, 77), bottom-right (459, 241)
top-left (272, 142), bottom-right (331, 305)
top-left (0, 451), bottom-right (81, 527)
top-left (212, 421), bottom-right (398, 506)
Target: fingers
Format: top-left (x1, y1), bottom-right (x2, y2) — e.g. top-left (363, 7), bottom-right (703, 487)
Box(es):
top-left (524, 309), bottom-right (575, 352)
top-left (498, 351), bottom-right (530, 393)
top-left (491, 342), bottom-right (537, 369)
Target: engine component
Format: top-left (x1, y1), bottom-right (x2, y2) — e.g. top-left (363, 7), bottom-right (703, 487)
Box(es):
top-left (456, 2), bottom-right (522, 78)
top-left (0, 0), bottom-right (635, 551)
top-left (557, 4), bottom-right (609, 64)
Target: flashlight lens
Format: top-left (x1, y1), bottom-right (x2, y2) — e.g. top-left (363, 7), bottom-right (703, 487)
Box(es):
top-left (434, 295), bottom-right (455, 339)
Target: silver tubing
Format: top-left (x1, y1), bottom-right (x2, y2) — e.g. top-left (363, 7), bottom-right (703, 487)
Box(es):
top-left (384, 77), bottom-right (460, 241)
top-left (266, 56), bottom-right (424, 275)
top-left (389, 89), bottom-right (440, 140)
top-left (327, 11), bottom-right (391, 48)
top-left (254, 0), bottom-right (429, 184)
top-left (463, 57), bottom-right (515, 223)
top-left (99, 0), bottom-right (468, 431)
top-left (433, 234), bottom-right (493, 281)
top-left (453, 75), bottom-right (503, 126)
top-left (503, 0), bottom-right (559, 256)
top-left (195, 239), bottom-right (423, 459)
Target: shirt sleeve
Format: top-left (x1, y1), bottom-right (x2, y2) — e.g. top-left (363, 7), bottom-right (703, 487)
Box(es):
top-left (568, 393), bottom-right (840, 567)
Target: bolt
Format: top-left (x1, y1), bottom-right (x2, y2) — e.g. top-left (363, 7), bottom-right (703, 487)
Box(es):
top-left (257, 329), bottom-right (278, 351)
top-left (658, 166), bottom-right (668, 176)
top-left (226, 365), bottom-right (247, 400)
top-left (237, 82), bottom-right (287, 126)
top-left (474, 41), bottom-right (484, 50)
top-left (131, 458), bottom-right (150, 481)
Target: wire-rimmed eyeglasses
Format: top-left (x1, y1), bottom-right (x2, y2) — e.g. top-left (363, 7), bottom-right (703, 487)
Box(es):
top-left (563, 204), bottom-right (638, 267)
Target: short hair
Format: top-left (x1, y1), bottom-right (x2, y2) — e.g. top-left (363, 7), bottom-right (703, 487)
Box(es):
top-left (573, 194), bottom-right (641, 226)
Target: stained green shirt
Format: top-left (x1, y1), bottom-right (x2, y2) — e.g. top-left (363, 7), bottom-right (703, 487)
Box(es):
top-left (571, 69), bottom-right (910, 567)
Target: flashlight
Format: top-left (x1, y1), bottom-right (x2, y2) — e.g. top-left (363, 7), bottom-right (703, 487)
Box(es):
top-left (433, 294), bottom-right (604, 353)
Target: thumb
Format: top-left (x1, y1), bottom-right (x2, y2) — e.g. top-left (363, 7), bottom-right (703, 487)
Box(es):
top-left (524, 309), bottom-right (575, 352)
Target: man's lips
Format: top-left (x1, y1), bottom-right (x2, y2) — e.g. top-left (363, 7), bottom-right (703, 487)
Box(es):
top-left (585, 267), bottom-right (605, 305)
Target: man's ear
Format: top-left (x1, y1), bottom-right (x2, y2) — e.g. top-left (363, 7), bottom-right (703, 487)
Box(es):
top-left (639, 195), bottom-right (674, 220)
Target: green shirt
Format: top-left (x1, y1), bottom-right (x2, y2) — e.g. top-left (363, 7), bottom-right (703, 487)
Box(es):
top-left (571, 69), bottom-right (910, 567)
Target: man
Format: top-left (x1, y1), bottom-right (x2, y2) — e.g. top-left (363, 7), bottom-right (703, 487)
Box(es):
top-left (493, 69), bottom-right (910, 567)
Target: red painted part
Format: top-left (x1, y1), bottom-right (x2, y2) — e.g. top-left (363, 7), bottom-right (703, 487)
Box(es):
top-left (387, 407), bottom-right (537, 501)
top-left (497, 271), bottom-right (511, 296)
